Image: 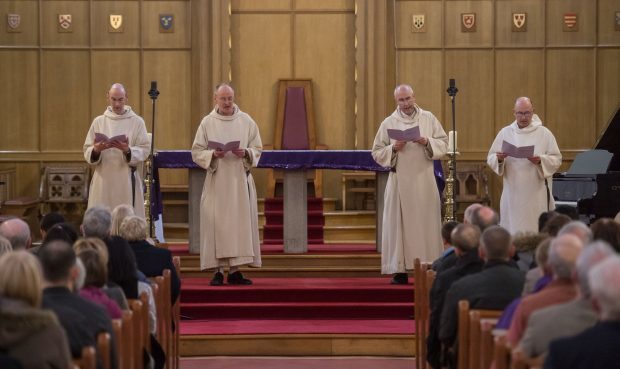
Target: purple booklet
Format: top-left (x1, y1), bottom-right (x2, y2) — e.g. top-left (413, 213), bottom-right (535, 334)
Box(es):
top-left (387, 126), bottom-right (421, 141)
top-left (501, 140), bottom-right (535, 158)
top-left (94, 133), bottom-right (128, 144)
top-left (207, 140), bottom-right (240, 152)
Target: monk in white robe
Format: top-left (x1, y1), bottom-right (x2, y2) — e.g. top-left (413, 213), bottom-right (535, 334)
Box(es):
top-left (84, 83), bottom-right (150, 219)
top-left (191, 84), bottom-right (262, 286)
top-left (372, 84), bottom-right (448, 284)
top-left (487, 97), bottom-right (562, 234)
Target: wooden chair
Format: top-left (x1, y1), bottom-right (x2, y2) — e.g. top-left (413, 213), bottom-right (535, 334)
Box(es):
top-left (458, 300), bottom-right (503, 369)
top-left (468, 309), bottom-right (501, 369)
top-left (493, 334), bottom-right (511, 369)
top-left (162, 269), bottom-right (173, 369)
top-left (111, 319), bottom-right (124, 369)
top-left (172, 256), bottom-right (181, 369)
top-left (73, 346), bottom-right (96, 369)
top-left (480, 319), bottom-right (497, 369)
top-left (414, 259), bottom-right (433, 369)
top-left (128, 297), bottom-right (148, 369)
top-left (266, 79), bottom-right (328, 198)
top-left (97, 332), bottom-right (111, 369)
top-left (119, 310), bottom-right (134, 369)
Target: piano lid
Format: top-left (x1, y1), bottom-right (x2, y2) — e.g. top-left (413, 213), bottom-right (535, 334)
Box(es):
top-left (594, 106), bottom-right (620, 171)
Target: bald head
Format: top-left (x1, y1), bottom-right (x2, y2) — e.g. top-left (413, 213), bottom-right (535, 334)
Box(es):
top-left (451, 224), bottom-right (481, 253)
top-left (513, 96), bottom-right (534, 129)
top-left (548, 234), bottom-right (583, 279)
top-left (107, 83), bottom-right (128, 115)
top-left (464, 203), bottom-right (483, 224)
top-left (0, 218), bottom-right (32, 250)
top-left (393, 84), bottom-right (416, 116)
top-left (472, 206), bottom-right (499, 232)
top-left (393, 84), bottom-right (414, 97)
top-left (214, 83), bottom-right (235, 116)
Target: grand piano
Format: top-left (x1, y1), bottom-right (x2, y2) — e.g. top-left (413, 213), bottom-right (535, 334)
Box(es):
top-left (553, 106), bottom-right (620, 224)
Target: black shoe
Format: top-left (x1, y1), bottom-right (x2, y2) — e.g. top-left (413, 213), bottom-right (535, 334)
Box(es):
top-left (210, 272), bottom-right (224, 286)
top-left (227, 271), bottom-right (253, 285)
top-left (391, 273), bottom-right (409, 285)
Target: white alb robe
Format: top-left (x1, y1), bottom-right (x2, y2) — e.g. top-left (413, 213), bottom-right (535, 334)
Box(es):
top-left (191, 106), bottom-right (262, 271)
top-left (84, 106), bottom-right (150, 218)
top-left (372, 106), bottom-right (448, 273)
top-left (487, 115), bottom-right (561, 234)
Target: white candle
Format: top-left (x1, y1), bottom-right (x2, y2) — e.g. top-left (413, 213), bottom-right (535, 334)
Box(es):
top-left (448, 130), bottom-right (458, 152)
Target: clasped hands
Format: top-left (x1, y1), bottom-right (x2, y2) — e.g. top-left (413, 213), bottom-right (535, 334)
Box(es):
top-left (496, 152), bottom-right (541, 164)
top-left (93, 139), bottom-right (129, 155)
top-left (213, 148), bottom-right (246, 158)
top-left (393, 137), bottom-right (428, 152)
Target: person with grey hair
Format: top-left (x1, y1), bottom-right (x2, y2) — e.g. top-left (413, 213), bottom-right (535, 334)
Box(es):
top-left (0, 218), bottom-right (32, 250)
top-left (487, 97), bottom-right (562, 235)
top-left (427, 224), bottom-right (483, 368)
top-left (0, 235), bottom-right (12, 255)
top-left (518, 241), bottom-right (615, 358)
top-left (120, 216), bottom-right (180, 304)
top-left (506, 233), bottom-right (583, 346)
top-left (81, 206), bottom-right (112, 239)
top-left (545, 255), bottom-right (620, 369)
top-left (83, 83), bottom-right (150, 219)
top-left (372, 84), bottom-right (448, 285)
top-left (471, 206), bottom-right (500, 232)
top-left (439, 226), bottom-right (524, 367)
top-left (463, 203), bottom-right (483, 224)
top-left (558, 220), bottom-right (592, 245)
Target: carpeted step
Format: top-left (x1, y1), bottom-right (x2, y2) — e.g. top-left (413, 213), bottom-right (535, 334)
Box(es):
top-left (265, 197), bottom-right (324, 212)
top-left (181, 301), bottom-right (413, 320)
top-left (264, 197), bottom-right (325, 243)
top-left (180, 318), bottom-right (415, 335)
top-left (263, 210), bottom-right (325, 225)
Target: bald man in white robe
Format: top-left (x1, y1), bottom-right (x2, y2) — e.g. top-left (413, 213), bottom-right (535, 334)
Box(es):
top-left (372, 84), bottom-right (448, 284)
top-left (487, 97), bottom-right (562, 234)
top-left (84, 83), bottom-right (150, 218)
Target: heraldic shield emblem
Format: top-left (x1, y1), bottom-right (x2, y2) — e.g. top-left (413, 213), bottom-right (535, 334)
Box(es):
top-left (159, 14), bottom-right (174, 33)
top-left (109, 14), bottom-right (123, 32)
top-left (411, 14), bottom-right (426, 33)
top-left (58, 14), bottom-right (72, 32)
top-left (615, 11), bottom-right (620, 31)
top-left (563, 13), bottom-right (578, 32)
top-left (461, 13), bottom-right (476, 32)
top-left (512, 13), bottom-right (526, 32)
top-left (7, 13), bottom-right (21, 33)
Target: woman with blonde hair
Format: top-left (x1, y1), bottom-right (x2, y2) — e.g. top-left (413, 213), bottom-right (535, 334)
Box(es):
top-left (111, 203), bottom-right (134, 236)
top-left (0, 251), bottom-right (72, 369)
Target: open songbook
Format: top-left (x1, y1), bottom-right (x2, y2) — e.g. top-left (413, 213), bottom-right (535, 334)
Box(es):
top-left (207, 140), bottom-right (240, 152)
top-left (387, 126), bottom-right (421, 142)
top-left (94, 133), bottom-right (128, 144)
top-left (501, 140), bottom-right (535, 158)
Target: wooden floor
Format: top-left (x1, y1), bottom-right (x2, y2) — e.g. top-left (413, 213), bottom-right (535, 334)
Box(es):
top-left (180, 356), bottom-right (416, 369)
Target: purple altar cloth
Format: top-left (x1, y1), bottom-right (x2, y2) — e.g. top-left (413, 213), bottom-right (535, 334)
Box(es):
top-left (151, 150), bottom-right (445, 219)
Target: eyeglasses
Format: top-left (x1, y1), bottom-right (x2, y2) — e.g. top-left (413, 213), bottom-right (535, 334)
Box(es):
top-left (515, 111), bottom-right (532, 117)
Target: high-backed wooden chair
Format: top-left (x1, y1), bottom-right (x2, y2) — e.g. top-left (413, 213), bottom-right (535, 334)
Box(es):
top-left (266, 79), bottom-right (328, 198)
top-left (120, 310), bottom-right (134, 369)
top-left (480, 319), bottom-right (497, 369)
top-left (73, 346), bottom-right (97, 369)
top-left (97, 332), bottom-right (111, 369)
top-left (129, 296), bottom-right (149, 369)
top-left (162, 269), bottom-right (173, 369)
top-left (414, 259), bottom-right (433, 369)
top-left (494, 335), bottom-right (511, 369)
top-left (111, 319), bottom-right (124, 369)
top-left (172, 256), bottom-right (181, 369)
top-left (458, 300), bottom-right (503, 369)
top-left (469, 309), bottom-right (501, 369)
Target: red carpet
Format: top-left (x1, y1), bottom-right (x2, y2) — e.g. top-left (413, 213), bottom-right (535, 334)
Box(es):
top-left (180, 277), bottom-right (415, 333)
top-left (263, 197), bottom-right (325, 244)
top-left (166, 243), bottom-right (378, 256)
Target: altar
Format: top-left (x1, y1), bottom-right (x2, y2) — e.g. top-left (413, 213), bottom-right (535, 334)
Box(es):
top-left (153, 150), bottom-right (444, 254)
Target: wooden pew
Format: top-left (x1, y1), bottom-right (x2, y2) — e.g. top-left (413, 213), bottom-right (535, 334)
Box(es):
top-left (120, 310), bottom-right (134, 369)
top-left (468, 309), bottom-right (501, 369)
top-left (97, 332), bottom-right (111, 369)
top-left (111, 319), bottom-right (124, 369)
top-left (414, 258), bottom-right (433, 369)
top-left (480, 319), bottom-right (497, 369)
top-left (162, 269), bottom-right (173, 369)
top-left (458, 300), bottom-right (503, 369)
top-left (494, 334), bottom-right (511, 369)
top-left (73, 346), bottom-right (96, 369)
top-left (172, 256), bottom-right (181, 369)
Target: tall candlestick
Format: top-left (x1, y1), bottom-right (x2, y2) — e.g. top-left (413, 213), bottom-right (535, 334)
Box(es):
top-left (448, 130), bottom-right (458, 152)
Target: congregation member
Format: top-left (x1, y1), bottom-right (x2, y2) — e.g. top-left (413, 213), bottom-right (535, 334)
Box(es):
top-left (372, 84), bottom-right (448, 284)
top-left (439, 226), bottom-right (524, 368)
top-left (431, 220), bottom-right (459, 272)
top-left (0, 218), bottom-right (31, 251)
top-left (39, 212), bottom-right (65, 240)
top-left (519, 241), bottom-right (615, 359)
top-left (590, 217), bottom-right (620, 252)
top-left (545, 255), bottom-right (620, 369)
top-left (0, 235), bottom-right (11, 256)
top-left (487, 97), bottom-right (561, 234)
top-left (83, 83), bottom-right (150, 218)
top-left (191, 83), bottom-right (263, 286)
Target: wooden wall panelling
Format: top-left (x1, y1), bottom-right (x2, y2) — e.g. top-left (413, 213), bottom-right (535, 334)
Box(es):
top-left (41, 51), bottom-right (91, 152)
top-left (231, 13), bottom-right (292, 144)
top-left (495, 0), bottom-right (544, 47)
top-left (397, 50), bottom-right (444, 122)
top-left (190, 0), bottom-right (214, 132)
top-left (596, 48), bottom-right (620, 137)
top-left (546, 0), bottom-right (596, 46)
top-left (0, 51), bottom-right (39, 151)
top-left (494, 49), bottom-right (545, 132)
top-left (395, 0), bottom-right (443, 49)
top-left (444, 50), bottom-right (494, 154)
top-left (142, 1), bottom-right (190, 49)
top-left (91, 1), bottom-right (140, 48)
top-left (231, 0), bottom-right (291, 11)
top-left (294, 0), bottom-right (354, 11)
top-left (294, 12), bottom-right (356, 199)
top-left (444, 0), bottom-right (493, 48)
top-left (598, 0), bottom-right (620, 46)
top-left (0, 0), bottom-right (38, 45)
top-left (546, 49), bottom-right (596, 150)
top-left (41, 0), bottom-right (89, 47)
top-left (91, 50), bottom-right (142, 119)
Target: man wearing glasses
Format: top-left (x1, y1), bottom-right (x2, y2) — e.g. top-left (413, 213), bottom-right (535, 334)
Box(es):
top-left (487, 97), bottom-right (561, 234)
